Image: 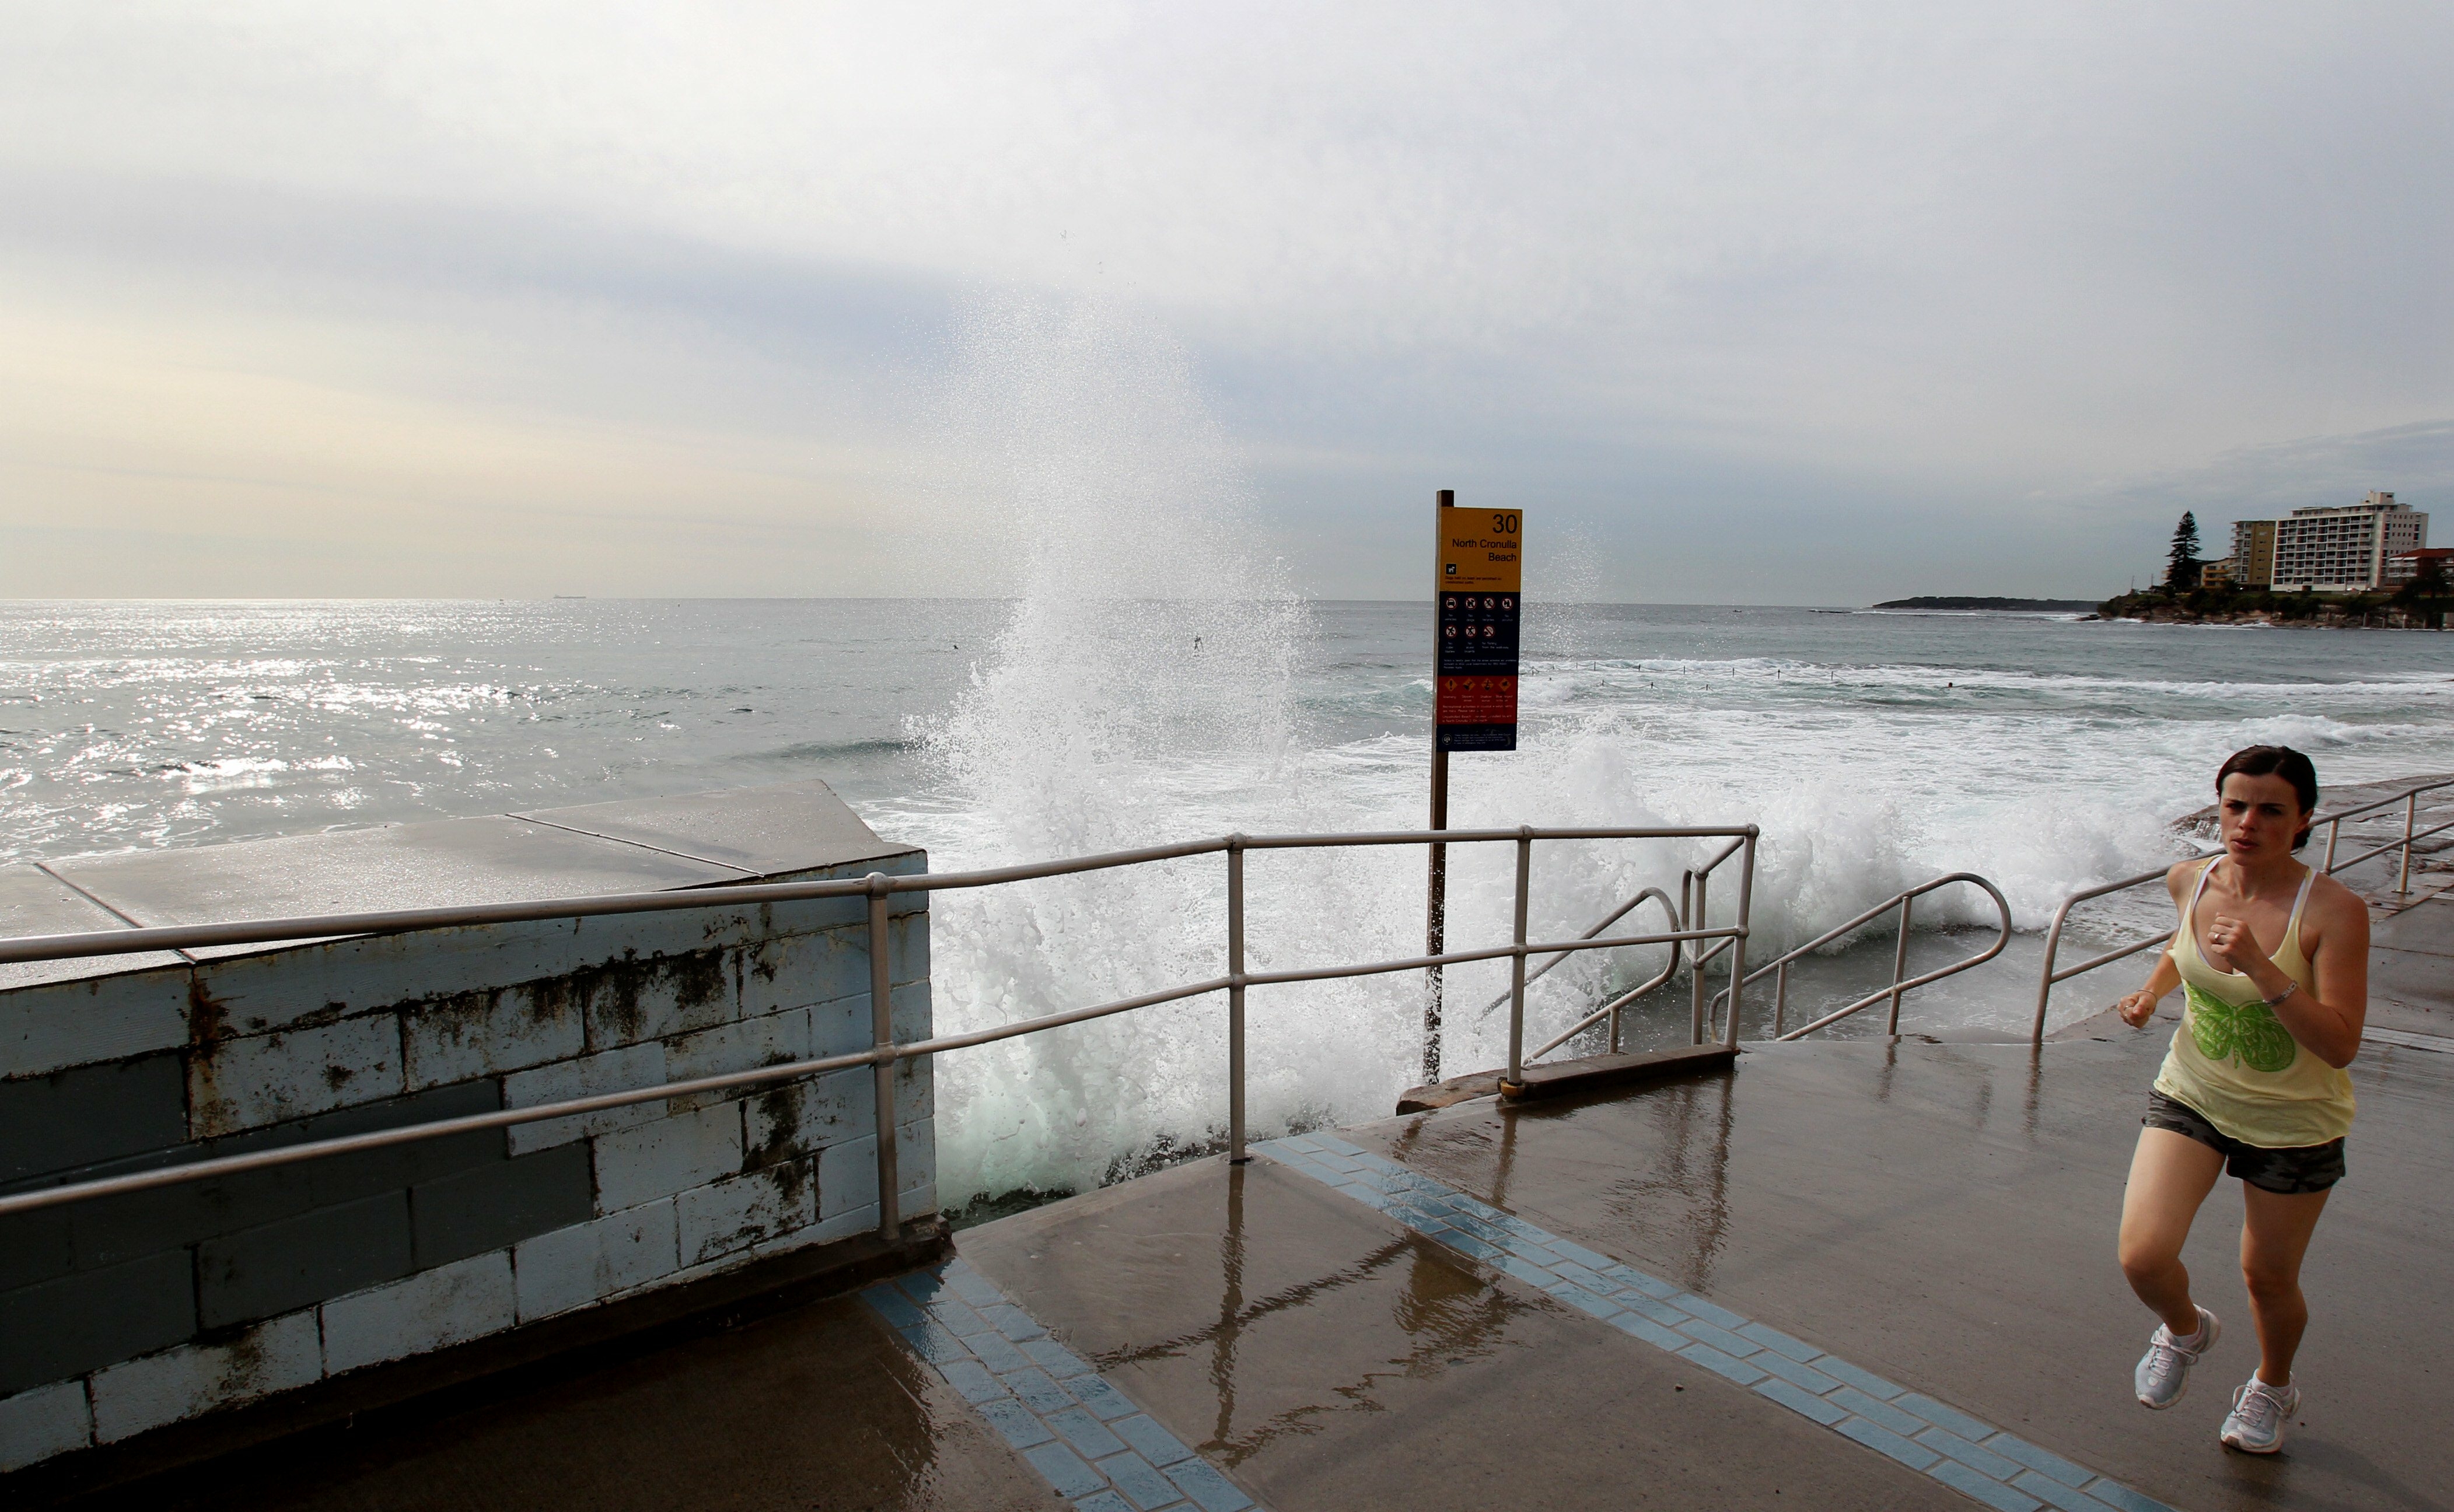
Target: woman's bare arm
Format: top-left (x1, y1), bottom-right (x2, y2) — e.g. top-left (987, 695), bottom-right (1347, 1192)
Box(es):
top-left (2115, 862), bottom-right (2194, 1028)
top-left (2117, 951), bottom-right (2182, 1028)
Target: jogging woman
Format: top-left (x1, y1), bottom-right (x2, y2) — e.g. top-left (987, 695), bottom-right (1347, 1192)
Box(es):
top-left (2113, 745), bottom-right (2366, 1454)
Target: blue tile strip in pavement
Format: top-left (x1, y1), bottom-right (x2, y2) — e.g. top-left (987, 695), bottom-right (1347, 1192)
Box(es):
top-left (1259, 1132), bottom-right (2177, 1512)
top-left (862, 1256), bottom-right (1269, 1512)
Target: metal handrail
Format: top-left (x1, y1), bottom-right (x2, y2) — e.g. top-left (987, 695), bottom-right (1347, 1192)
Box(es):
top-left (2033, 775), bottom-right (2454, 1041)
top-left (2029, 859), bottom-right (2204, 1044)
top-left (2319, 783), bottom-right (2443, 827)
top-left (1686, 837), bottom-right (1748, 1042)
top-left (1698, 873), bottom-right (2012, 1042)
top-left (1478, 885), bottom-right (1682, 1025)
top-left (1523, 888), bottom-right (1685, 1060)
top-left (0, 822), bottom-right (1759, 1230)
top-left (2322, 787), bottom-right (2454, 892)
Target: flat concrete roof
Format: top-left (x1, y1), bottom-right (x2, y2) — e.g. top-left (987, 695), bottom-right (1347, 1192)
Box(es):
top-left (509, 781), bottom-right (906, 878)
top-left (2, 780), bottom-right (917, 979)
top-left (0, 868), bottom-right (187, 992)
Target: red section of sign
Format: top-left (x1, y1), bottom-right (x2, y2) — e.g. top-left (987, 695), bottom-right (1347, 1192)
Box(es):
top-left (1436, 676), bottom-right (1517, 725)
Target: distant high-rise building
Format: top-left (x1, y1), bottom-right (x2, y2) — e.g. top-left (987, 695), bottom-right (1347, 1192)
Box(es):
top-left (2230, 519), bottom-right (2276, 587)
top-left (2270, 492), bottom-right (2427, 592)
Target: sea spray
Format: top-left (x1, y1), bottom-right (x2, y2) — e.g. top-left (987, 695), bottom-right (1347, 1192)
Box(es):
top-left (911, 296), bottom-right (1378, 1205)
top-left (905, 302), bottom-right (1799, 1208)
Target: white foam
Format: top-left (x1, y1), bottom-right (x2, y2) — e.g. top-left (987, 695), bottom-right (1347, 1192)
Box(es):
top-left (898, 297), bottom-right (1347, 1203)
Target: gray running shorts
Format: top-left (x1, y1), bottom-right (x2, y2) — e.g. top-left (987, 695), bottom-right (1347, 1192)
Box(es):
top-left (2144, 1089), bottom-right (2345, 1195)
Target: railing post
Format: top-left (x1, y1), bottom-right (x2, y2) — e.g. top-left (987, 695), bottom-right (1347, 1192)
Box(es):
top-left (1773, 961), bottom-right (1788, 1038)
top-left (1505, 827), bottom-right (1533, 1090)
top-left (866, 873), bottom-right (900, 1243)
top-left (2323, 817), bottom-right (2340, 873)
top-left (1725, 832), bottom-right (1754, 1048)
top-left (1228, 835), bottom-right (1249, 1163)
top-left (1886, 891), bottom-right (1914, 1036)
top-left (2033, 901), bottom-right (2071, 1047)
top-left (1687, 871), bottom-right (1709, 1046)
top-left (2400, 792), bottom-right (2417, 894)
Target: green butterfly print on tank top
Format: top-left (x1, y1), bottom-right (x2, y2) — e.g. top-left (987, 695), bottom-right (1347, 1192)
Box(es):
top-left (2182, 984), bottom-right (2298, 1073)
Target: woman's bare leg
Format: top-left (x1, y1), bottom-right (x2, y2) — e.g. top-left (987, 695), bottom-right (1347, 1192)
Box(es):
top-left (2119, 1128), bottom-right (2225, 1334)
top-left (2239, 1185), bottom-right (2330, 1387)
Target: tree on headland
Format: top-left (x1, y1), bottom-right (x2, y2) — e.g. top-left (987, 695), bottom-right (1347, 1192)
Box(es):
top-left (2165, 512), bottom-right (2203, 590)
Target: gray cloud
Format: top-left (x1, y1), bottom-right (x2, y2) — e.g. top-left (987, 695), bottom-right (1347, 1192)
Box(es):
top-left (2, 3), bottom-right (2449, 601)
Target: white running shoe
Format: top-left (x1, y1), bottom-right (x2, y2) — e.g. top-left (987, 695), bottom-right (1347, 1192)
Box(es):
top-left (2133, 1306), bottom-right (2219, 1409)
top-left (2221, 1373), bottom-right (2301, 1454)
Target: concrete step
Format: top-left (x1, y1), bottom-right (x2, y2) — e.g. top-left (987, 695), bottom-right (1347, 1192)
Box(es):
top-left (1394, 1041), bottom-right (1737, 1113)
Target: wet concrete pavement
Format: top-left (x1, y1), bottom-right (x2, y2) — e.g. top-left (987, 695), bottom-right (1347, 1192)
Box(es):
top-left (1358, 1026), bottom-right (2452, 1512)
top-left (2368, 893), bottom-right (2454, 1040)
top-left (952, 1010), bottom-right (2448, 1511)
top-left (962, 1155), bottom-right (1969, 1510)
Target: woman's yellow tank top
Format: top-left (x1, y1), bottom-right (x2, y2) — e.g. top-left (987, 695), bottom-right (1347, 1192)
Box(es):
top-left (2154, 857), bottom-right (2355, 1147)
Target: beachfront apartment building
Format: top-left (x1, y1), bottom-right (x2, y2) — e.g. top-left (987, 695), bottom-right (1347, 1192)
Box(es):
top-left (2232, 492), bottom-right (2428, 592)
top-left (2229, 519), bottom-right (2275, 587)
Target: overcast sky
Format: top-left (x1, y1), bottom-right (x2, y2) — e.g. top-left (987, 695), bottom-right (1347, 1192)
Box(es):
top-left (4, 4), bottom-right (2449, 603)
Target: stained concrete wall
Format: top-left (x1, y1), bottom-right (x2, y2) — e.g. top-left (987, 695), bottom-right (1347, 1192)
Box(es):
top-left (0, 782), bottom-right (931, 1471)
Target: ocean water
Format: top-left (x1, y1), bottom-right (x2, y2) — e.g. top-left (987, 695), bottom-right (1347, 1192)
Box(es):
top-left (5, 596), bottom-right (2451, 1205)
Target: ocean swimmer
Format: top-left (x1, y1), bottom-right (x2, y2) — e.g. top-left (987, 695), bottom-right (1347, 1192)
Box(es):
top-left (2112, 746), bottom-right (2367, 1454)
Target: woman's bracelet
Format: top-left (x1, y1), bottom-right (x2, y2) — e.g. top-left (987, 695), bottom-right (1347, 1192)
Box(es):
top-left (2260, 982), bottom-right (2298, 1008)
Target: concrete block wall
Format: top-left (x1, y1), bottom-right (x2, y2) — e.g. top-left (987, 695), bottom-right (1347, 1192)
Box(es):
top-left (0, 782), bottom-right (932, 1472)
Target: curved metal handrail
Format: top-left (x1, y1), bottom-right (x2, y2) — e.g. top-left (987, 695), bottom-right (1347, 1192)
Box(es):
top-left (1478, 886), bottom-right (1682, 1024)
top-left (1525, 887), bottom-right (1686, 1060)
top-left (2029, 858), bottom-right (2208, 1044)
top-left (1771, 874), bottom-right (2012, 1040)
top-left (1698, 872), bottom-right (2012, 1042)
